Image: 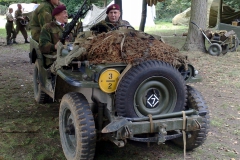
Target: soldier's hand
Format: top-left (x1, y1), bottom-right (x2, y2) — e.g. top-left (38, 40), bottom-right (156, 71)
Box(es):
top-left (55, 41), bottom-right (60, 49)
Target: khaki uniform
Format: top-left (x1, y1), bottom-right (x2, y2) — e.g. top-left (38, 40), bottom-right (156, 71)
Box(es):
top-left (39, 21), bottom-right (64, 66)
top-left (5, 12), bottom-right (16, 44)
top-left (31, 1), bottom-right (55, 42)
top-left (15, 9), bottom-right (28, 40)
top-left (90, 17), bottom-right (130, 33)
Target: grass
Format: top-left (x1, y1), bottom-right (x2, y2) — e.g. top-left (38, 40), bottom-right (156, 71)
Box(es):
top-left (210, 119), bottom-right (222, 128)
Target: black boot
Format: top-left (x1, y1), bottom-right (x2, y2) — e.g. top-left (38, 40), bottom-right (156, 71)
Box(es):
top-left (13, 39), bottom-right (18, 44)
top-left (25, 40), bottom-right (30, 43)
top-left (7, 40), bottom-right (12, 45)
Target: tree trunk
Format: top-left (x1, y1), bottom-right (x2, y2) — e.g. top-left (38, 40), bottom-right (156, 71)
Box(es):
top-left (182, 0), bottom-right (208, 52)
top-left (103, 0), bottom-right (107, 7)
top-left (139, 0), bottom-right (147, 31)
top-left (114, 0), bottom-right (122, 18)
top-left (219, 0), bottom-right (223, 23)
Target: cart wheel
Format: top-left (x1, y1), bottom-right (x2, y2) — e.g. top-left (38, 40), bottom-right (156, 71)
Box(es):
top-left (221, 44), bottom-right (229, 55)
top-left (229, 36), bottom-right (239, 52)
top-left (208, 43), bottom-right (222, 56)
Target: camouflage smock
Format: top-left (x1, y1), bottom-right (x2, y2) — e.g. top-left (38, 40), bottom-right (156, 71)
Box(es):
top-left (39, 21), bottom-right (63, 55)
top-left (31, 1), bottom-right (54, 42)
top-left (90, 17), bottom-right (131, 33)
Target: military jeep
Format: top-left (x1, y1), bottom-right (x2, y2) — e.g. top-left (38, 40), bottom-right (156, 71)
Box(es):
top-left (29, 25), bottom-right (210, 159)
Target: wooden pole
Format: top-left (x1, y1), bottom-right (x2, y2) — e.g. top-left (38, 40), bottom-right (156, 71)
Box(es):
top-left (139, 0), bottom-right (147, 31)
top-left (216, 0), bottom-right (222, 29)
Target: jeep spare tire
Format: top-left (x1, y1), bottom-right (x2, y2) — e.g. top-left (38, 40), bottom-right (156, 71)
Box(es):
top-left (115, 60), bottom-right (186, 118)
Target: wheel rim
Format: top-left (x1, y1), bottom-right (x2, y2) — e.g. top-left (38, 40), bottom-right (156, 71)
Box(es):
top-left (209, 44), bottom-right (221, 56)
top-left (61, 107), bottom-right (77, 155)
top-left (134, 76), bottom-right (177, 117)
top-left (179, 65), bottom-right (193, 81)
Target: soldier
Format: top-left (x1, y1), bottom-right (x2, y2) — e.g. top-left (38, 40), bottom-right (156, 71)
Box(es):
top-left (90, 4), bottom-right (131, 33)
top-left (31, 0), bottom-right (61, 42)
top-left (5, 7), bottom-right (17, 45)
top-left (15, 4), bottom-right (29, 43)
top-left (39, 5), bottom-right (68, 67)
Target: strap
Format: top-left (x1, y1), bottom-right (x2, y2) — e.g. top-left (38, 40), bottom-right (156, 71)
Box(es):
top-left (182, 111), bottom-right (186, 160)
top-left (115, 63), bottom-right (132, 90)
top-left (43, 54), bottom-right (57, 59)
top-left (148, 114), bottom-right (154, 133)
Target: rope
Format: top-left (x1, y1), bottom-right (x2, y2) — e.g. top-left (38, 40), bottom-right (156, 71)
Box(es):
top-left (147, 114), bottom-right (154, 148)
top-left (182, 111), bottom-right (186, 160)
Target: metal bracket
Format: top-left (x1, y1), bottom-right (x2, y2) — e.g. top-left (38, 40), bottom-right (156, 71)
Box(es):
top-left (108, 136), bottom-right (126, 147)
top-left (157, 123), bottom-right (167, 144)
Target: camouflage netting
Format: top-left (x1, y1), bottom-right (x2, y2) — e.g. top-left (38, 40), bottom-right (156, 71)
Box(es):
top-left (74, 29), bottom-right (189, 69)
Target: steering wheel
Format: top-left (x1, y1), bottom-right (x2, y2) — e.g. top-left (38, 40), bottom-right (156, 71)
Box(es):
top-left (111, 25), bottom-right (135, 31)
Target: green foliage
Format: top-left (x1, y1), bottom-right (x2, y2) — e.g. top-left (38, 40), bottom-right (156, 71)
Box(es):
top-left (0, 0), bottom-right (36, 6)
top-left (223, 0), bottom-right (240, 10)
top-left (0, 4), bottom-right (7, 14)
top-left (61, 0), bottom-right (83, 15)
top-left (155, 0), bottom-right (191, 21)
top-left (61, 0), bottom-right (112, 16)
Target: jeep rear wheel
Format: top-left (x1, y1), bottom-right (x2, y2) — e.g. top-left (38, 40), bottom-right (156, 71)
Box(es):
top-left (59, 92), bottom-right (96, 160)
top-left (33, 61), bottom-right (49, 103)
top-left (172, 85), bottom-right (210, 150)
top-left (115, 60), bottom-right (186, 118)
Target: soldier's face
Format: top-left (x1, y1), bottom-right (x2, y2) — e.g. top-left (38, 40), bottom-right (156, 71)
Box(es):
top-left (55, 10), bottom-right (68, 24)
top-left (17, 4), bottom-right (22, 10)
top-left (108, 10), bottom-right (121, 23)
top-left (51, 0), bottom-right (60, 6)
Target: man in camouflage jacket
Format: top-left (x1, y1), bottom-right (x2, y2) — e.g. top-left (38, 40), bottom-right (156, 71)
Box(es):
top-left (5, 8), bottom-right (17, 45)
top-left (90, 4), bottom-right (131, 33)
top-left (39, 5), bottom-right (68, 66)
top-left (15, 4), bottom-right (29, 43)
top-left (31, 0), bottom-right (61, 42)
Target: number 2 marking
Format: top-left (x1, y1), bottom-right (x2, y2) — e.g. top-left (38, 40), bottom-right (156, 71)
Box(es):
top-left (108, 83), bottom-right (112, 89)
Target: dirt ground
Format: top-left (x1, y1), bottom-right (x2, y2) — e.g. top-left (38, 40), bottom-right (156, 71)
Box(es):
top-left (0, 33), bottom-right (240, 160)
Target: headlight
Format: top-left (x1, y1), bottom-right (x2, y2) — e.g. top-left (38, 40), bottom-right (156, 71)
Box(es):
top-left (195, 70), bottom-right (199, 75)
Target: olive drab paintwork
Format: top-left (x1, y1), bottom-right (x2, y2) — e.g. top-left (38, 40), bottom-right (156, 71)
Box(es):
top-left (31, 1), bottom-right (55, 42)
top-left (15, 8), bottom-right (28, 40)
top-left (90, 17), bottom-right (130, 33)
top-left (5, 12), bottom-right (16, 44)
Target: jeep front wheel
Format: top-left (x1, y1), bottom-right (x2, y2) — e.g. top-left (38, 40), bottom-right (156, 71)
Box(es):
top-left (59, 92), bottom-right (96, 160)
top-left (33, 61), bottom-right (49, 103)
top-left (115, 60), bottom-right (186, 118)
top-left (172, 85), bottom-right (210, 150)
